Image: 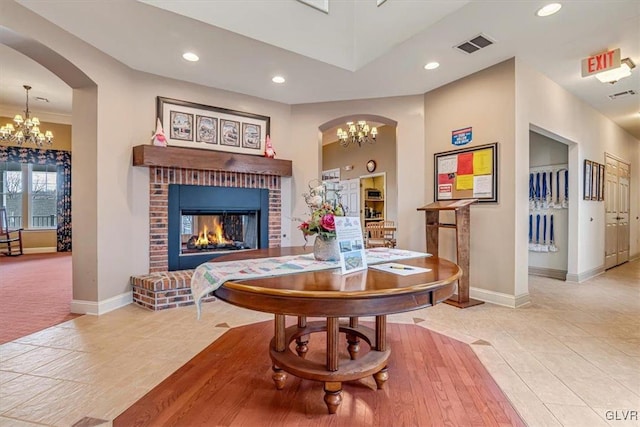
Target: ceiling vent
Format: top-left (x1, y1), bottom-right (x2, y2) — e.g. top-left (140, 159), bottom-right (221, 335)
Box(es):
top-left (455, 34), bottom-right (494, 54)
top-left (608, 90), bottom-right (636, 100)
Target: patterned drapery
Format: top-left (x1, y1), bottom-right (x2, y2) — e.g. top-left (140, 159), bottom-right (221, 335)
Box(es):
top-left (0, 146), bottom-right (72, 251)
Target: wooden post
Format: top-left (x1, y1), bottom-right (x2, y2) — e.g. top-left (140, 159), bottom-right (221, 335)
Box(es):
top-left (418, 200), bottom-right (483, 308)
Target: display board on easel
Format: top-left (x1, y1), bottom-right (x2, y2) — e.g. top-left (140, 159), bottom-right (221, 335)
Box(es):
top-left (434, 142), bottom-right (498, 203)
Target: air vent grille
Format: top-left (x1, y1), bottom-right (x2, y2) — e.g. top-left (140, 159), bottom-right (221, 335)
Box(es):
top-left (455, 34), bottom-right (494, 54)
top-left (608, 90), bottom-right (637, 100)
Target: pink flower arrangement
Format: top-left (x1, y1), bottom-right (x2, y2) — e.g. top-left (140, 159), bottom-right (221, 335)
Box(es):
top-left (299, 182), bottom-right (344, 240)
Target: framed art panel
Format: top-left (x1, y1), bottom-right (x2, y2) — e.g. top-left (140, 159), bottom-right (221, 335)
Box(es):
top-left (157, 97), bottom-right (270, 155)
top-left (591, 161), bottom-right (598, 201)
top-left (598, 163), bottom-right (605, 201)
top-left (434, 142), bottom-right (498, 203)
top-left (583, 160), bottom-right (592, 200)
top-left (220, 119), bottom-right (240, 147)
top-left (195, 115), bottom-right (217, 144)
top-left (169, 111), bottom-right (193, 141)
top-left (242, 123), bottom-right (261, 150)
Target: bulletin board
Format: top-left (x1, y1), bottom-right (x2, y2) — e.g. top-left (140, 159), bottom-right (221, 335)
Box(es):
top-left (434, 142), bottom-right (498, 203)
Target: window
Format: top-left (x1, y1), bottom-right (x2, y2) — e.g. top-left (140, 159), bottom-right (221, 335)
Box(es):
top-left (0, 162), bottom-right (57, 229)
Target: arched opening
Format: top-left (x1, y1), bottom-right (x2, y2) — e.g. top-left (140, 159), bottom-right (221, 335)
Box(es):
top-left (318, 114), bottom-right (398, 244)
top-left (0, 26), bottom-right (99, 324)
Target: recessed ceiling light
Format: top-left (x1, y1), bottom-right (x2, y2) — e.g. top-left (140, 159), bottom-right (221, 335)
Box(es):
top-left (536, 3), bottom-right (562, 17)
top-left (424, 62), bottom-right (440, 70)
top-left (182, 52), bottom-right (199, 62)
top-left (272, 76), bottom-right (286, 84)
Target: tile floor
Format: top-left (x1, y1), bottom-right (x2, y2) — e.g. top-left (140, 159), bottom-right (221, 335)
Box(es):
top-left (0, 259), bottom-right (638, 426)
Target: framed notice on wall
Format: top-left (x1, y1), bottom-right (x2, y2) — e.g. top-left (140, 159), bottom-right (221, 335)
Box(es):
top-left (434, 142), bottom-right (498, 203)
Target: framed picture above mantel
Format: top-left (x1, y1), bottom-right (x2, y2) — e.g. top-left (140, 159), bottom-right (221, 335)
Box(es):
top-left (157, 96), bottom-right (270, 156)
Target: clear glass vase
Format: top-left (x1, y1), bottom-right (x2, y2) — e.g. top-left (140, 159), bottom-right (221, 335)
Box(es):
top-left (313, 235), bottom-right (340, 261)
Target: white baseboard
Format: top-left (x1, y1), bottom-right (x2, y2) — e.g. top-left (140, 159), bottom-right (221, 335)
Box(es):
top-left (23, 247), bottom-right (57, 254)
top-left (528, 266), bottom-right (567, 281)
top-left (469, 287), bottom-right (531, 308)
top-left (565, 265), bottom-right (605, 283)
top-left (71, 291), bottom-right (133, 315)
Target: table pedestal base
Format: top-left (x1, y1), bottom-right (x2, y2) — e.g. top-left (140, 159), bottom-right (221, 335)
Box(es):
top-left (269, 317), bottom-right (390, 414)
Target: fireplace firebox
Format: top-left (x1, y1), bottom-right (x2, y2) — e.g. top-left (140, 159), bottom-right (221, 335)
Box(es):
top-left (168, 185), bottom-right (269, 270)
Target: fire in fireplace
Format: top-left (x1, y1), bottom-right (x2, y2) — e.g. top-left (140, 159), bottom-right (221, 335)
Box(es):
top-left (168, 185), bottom-right (269, 270)
top-left (181, 212), bottom-right (256, 253)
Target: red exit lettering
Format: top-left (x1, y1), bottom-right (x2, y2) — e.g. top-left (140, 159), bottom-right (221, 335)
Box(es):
top-left (588, 51), bottom-right (615, 73)
top-left (582, 48), bottom-right (621, 77)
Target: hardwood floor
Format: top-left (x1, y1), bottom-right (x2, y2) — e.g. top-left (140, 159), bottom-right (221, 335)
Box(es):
top-left (114, 320), bottom-right (525, 426)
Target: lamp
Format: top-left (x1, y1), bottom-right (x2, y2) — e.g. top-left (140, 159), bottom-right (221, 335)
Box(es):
top-left (595, 58), bottom-right (636, 84)
top-left (0, 85), bottom-right (54, 147)
top-left (337, 121), bottom-right (377, 147)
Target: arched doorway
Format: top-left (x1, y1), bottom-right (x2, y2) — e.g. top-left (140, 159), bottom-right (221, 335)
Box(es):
top-left (318, 114), bottom-right (398, 241)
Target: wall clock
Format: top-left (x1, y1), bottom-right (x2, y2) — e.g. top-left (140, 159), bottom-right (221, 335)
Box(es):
top-left (366, 160), bottom-right (377, 173)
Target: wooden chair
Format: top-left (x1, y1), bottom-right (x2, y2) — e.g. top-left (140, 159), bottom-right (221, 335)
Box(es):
top-left (382, 220), bottom-right (397, 248)
top-left (365, 221), bottom-right (388, 248)
top-left (0, 207), bottom-right (23, 256)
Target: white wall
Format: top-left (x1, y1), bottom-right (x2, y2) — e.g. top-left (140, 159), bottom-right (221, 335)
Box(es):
top-left (515, 58), bottom-right (640, 287)
top-left (424, 59), bottom-right (519, 302)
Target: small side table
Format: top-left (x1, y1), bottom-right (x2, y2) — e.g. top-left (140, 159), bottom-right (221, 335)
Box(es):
top-left (418, 200), bottom-right (484, 308)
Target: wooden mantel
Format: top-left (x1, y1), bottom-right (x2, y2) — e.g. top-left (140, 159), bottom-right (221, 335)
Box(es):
top-left (132, 145), bottom-right (292, 176)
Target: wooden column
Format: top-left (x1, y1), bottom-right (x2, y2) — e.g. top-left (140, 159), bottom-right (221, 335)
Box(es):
top-left (418, 200), bottom-right (483, 308)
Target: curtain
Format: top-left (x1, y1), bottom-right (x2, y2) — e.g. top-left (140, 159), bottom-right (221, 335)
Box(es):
top-left (0, 146), bottom-right (72, 251)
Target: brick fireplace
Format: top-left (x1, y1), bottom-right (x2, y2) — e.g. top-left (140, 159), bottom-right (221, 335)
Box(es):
top-left (148, 166), bottom-right (282, 272)
top-left (130, 145), bottom-right (292, 310)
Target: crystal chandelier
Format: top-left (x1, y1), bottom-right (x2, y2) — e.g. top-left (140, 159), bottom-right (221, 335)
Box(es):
top-left (0, 85), bottom-right (54, 147)
top-left (337, 121), bottom-right (377, 147)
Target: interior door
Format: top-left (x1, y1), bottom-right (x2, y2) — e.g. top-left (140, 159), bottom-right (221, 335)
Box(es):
top-left (339, 178), bottom-right (360, 218)
top-left (604, 154), bottom-right (630, 269)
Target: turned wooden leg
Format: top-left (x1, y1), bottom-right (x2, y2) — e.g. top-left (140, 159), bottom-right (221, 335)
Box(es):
top-left (373, 367), bottom-right (389, 390)
top-left (346, 334), bottom-right (360, 360)
top-left (272, 365), bottom-right (287, 390)
top-left (346, 317), bottom-right (360, 359)
top-left (295, 334), bottom-right (309, 358)
top-left (323, 381), bottom-right (342, 414)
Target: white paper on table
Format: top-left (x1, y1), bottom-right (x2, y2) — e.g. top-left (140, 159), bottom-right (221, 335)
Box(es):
top-left (473, 174), bottom-right (492, 197)
top-left (438, 155), bottom-right (458, 174)
top-left (369, 262), bottom-right (431, 276)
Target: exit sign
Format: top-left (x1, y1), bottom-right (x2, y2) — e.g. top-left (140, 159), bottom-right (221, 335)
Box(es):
top-left (581, 48), bottom-right (621, 77)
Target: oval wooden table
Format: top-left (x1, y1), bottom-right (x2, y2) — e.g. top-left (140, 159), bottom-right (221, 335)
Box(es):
top-left (211, 247), bottom-right (461, 414)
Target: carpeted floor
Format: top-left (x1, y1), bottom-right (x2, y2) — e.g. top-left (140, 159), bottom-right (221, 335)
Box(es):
top-left (0, 252), bottom-right (79, 344)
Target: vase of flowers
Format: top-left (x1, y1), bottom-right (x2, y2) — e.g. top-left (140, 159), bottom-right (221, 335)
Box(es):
top-left (299, 181), bottom-right (344, 262)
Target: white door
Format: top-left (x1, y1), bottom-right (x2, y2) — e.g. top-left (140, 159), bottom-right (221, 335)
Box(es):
top-left (604, 154), bottom-right (630, 269)
top-left (339, 178), bottom-right (360, 218)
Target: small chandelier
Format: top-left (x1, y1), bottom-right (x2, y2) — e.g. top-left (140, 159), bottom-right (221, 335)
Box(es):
top-left (0, 85), bottom-right (54, 147)
top-left (337, 121), bottom-right (377, 147)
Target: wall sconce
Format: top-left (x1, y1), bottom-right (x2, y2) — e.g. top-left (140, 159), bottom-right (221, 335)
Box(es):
top-left (596, 58), bottom-right (636, 84)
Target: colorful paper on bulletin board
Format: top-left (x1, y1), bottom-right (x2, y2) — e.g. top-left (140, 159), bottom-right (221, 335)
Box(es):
top-left (473, 149), bottom-right (493, 175)
top-left (457, 153), bottom-right (473, 175)
top-left (438, 173), bottom-right (454, 184)
top-left (456, 174), bottom-right (474, 190)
